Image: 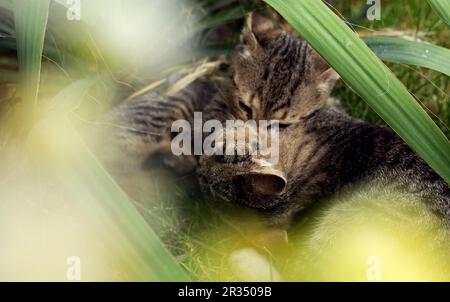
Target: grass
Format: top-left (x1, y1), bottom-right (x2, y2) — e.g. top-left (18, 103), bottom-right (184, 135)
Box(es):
top-left (428, 0), bottom-right (450, 27)
top-left (331, 0), bottom-right (450, 138)
top-left (0, 0), bottom-right (449, 281)
top-left (13, 0), bottom-right (49, 124)
top-left (28, 114), bottom-right (189, 281)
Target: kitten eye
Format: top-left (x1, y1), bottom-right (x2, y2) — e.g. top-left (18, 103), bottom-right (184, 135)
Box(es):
top-left (238, 100), bottom-right (253, 117)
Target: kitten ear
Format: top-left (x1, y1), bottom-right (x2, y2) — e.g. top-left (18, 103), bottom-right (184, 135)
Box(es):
top-left (240, 12), bottom-right (275, 51)
top-left (310, 50), bottom-right (340, 96)
top-left (249, 12), bottom-right (274, 34)
top-left (317, 68), bottom-right (340, 97)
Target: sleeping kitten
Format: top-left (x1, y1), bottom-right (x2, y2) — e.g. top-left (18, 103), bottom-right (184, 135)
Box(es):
top-left (196, 13), bottom-right (450, 230)
top-left (98, 13), bottom-right (449, 234)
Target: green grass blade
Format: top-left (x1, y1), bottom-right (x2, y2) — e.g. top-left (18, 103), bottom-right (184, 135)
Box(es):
top-left (265, 0), bottom-right (450, 183)
top-left (27, 81), bottom-right (190, 281)
top-left (47, 78), bottom-right (96, 115)
top-left (13, 0), bottom-right (50, 119)
top-left (364, 36), bottom-right (450, 77)
top-left (195, 3), bottom-right (252, 32)
top-left (428, 0), bottom-right (450, 27)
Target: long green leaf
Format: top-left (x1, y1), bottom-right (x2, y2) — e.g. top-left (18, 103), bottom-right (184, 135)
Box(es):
top-left (13, 0), bottom-right (50, 119)
top-left (265, 0), bottom-right (450, 183)
top-left (428, 0), bottom-right (450, 27)
top-left (47, 78), bottom-right (96, 115)
top-left (364, 36), bottom-right (450, 77)
top-left (27, 81), bottom-right (190, 281)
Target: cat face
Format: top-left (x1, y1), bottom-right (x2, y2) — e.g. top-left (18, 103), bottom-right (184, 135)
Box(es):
top-left (231, 13), bottom-right (339, 124)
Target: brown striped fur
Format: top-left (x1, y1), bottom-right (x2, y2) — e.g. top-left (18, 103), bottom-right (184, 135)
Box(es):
top-left (197, 13), bottom-right (449, 228)
top-left (96, 13), bottom-right (449, 231)
top-left (93, 79), bottom-right (218, 174)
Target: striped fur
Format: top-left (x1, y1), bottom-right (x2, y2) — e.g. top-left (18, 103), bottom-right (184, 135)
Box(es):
top-left (94, 79), bottom-right (218, 174)
top-left (196, 13), bottom-right (450, 229)
top-left (97, 13), bottom-right (449, 231)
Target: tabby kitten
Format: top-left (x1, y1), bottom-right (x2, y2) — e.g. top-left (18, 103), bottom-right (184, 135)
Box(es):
top-left (99, 13), bottom-right (449, 232)
top-left (196, 13), bottom-right (450, 229)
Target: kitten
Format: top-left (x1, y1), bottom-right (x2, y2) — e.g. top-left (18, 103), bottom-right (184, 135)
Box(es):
top-left (196, 13), bottom-right (450, 229)
top-left (92, 13), bottom-right (450, 280)
top-left (98, 13), bottom-right (449, 233)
